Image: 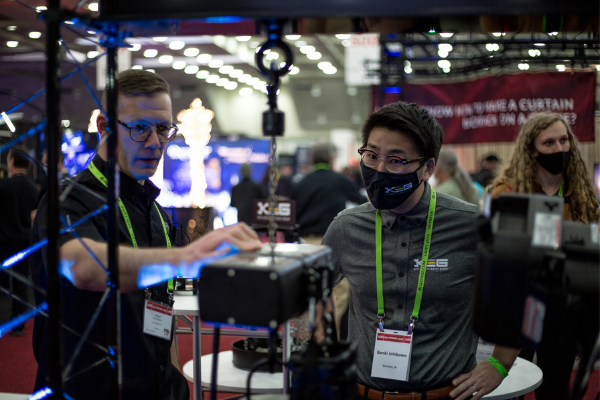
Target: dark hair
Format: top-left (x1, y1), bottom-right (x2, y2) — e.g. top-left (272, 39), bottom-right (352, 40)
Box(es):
top-left (361, 102), bottom-right (443, 162)
top-left (311, 141), bottom-right (337, 165)
top-left (101, 69), bottom-right (170, 109)
top-left (484, 154), bottom-right (499, 162)
top-left (8, 145), bottom-right (31, 169)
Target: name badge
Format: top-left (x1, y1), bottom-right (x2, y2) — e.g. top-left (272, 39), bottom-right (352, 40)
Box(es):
top-left (371, 329), bottom-right (413, 381)
top-left (143, 299), bottom-right (174, 340)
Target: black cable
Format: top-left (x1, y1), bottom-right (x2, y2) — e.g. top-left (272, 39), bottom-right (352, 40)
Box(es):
top-left (210, 326), bottom-right (220, 400)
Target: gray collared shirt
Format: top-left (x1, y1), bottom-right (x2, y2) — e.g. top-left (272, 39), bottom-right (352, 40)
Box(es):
top-left (322, 183), bottom-right (478, 391)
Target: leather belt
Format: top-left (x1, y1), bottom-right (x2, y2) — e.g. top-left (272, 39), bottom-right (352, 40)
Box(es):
top-left (358, 383), bottom-right (454, 400)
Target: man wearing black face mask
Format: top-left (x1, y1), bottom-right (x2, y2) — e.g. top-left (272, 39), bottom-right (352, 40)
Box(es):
top-left (322, 102), bottom-right (518, 400)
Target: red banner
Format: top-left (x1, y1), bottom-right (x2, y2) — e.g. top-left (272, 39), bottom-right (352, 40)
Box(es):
top-left (394, 72), bottom-right (597, 144)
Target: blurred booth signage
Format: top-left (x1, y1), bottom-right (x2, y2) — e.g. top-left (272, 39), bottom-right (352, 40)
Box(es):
top-left (253, 200), bottom-right (296, 227)
top-left (399, 72), bottom-right (596, 144)
top-left (345, 34), bottom-right (381, 86)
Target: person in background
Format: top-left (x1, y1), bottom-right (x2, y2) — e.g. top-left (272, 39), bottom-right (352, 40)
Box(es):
top-left (0, 145), bottom-right (39, 336)
top-left (471, 154), bottom-right (499, 189)
top-left (36, 148), bottom-right (70, 203)
top-left (230, 163), bottom-right (265, 225)
top-left (434, 148), bottom-right (479, 205)
top-left (490, 112), bottom-right (599, 400)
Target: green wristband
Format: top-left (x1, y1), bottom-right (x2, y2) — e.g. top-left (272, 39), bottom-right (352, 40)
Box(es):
top-left (488, 356), bottom-right (508, 378)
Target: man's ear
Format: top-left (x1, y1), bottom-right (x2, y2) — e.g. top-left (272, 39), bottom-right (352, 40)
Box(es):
top-left (422, 158), bottom-right (436, 182)
top-left (96, 113), bottom-right (107, 139)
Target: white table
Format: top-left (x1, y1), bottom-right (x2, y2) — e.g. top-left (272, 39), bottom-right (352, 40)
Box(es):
top-left (173, 291), bottom-right (202, 400)
top-left (483, 357), bottom-right (543, 399)
top-left (183, 351), bottom-right (283, 394)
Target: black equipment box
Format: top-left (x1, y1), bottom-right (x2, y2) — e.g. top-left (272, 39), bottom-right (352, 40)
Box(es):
top-left (199, 243), bottom-right (332, 328)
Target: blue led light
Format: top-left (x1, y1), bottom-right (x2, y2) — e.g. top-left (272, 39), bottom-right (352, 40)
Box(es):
top-left (204, 16), bottom-right (244, 23)
top-left (383, 87), bottom-right (401, 93)
top-left (28, 387), bottom-right (53, 400)
top-left (0, 303), bottom-right (47, 339)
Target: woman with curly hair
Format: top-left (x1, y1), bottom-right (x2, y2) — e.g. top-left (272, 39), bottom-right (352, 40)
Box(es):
top-left (490, 112), bottom-right (599, 400)
top-left (491, 113), bottom-right (599, 223)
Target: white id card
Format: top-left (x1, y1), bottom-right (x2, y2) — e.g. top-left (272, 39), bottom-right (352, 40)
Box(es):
top-left (371, 329), bottom-right (413, 381)
top-left (143, 299), bottom-right (174, 340)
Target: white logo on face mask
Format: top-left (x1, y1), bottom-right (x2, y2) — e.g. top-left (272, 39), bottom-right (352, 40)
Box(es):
top-left (384, 182), bottom-right (413, 195)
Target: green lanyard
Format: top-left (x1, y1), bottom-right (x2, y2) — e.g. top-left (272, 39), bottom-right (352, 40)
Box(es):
top-left (88, 161), bottom-right (173, 291)
top-left (376, 188), bottom-right (436, 334)
top-left (557, 179), bottom-right (565, 197)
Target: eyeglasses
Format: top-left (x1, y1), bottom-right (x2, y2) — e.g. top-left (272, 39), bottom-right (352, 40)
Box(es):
top-left (117, 120), bottom-right (178, 143)
top-left (358, 148), bottom-right (424, 174)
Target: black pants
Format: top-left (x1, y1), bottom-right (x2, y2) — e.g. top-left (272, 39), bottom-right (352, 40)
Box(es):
top-left (0, 241), bottom-right (31, 331)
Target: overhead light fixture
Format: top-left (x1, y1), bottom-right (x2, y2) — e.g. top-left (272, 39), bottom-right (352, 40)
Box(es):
top-left (492, 32), bottom-right (506, 37)
top-left (131, 65), bottom-right (143, 70)
top-left (229, 69), bottom-right (243, 78)
top-left (335, 34), bottom-right (351, 40)
top-left (64, 21), bottom-right (75, 25)
top-left (294, 41), bottom-right (307, 47)
top-left (342, 40), bottom-right (351, 47)
top-left (266, 52), bottom-right (280, 60)
top-left (87, 51), bottom-right (99, 58)
top-left (549, 32), bottom-right (559, 36)
top-left (285, 35), bottom-right (301, 40)
top-left (289, 66), bottom-right (300, 75)
top-left (29, 31), bottom-right (42, 39)
top-left (153, 37), bottom-right (168, 42)
top-left (7, 41), bottom-right (19, 48)
top-left (206, 75), bottom-right (220, 83)
top-left (443, 67), bottom-right (450, 73)
top-left (438, 43), bottom-right (453, 52)
top-left (239, 88), bottom-right (253, 97)
top-left (185, 65), bottom-right (199, 74)
top-left (87, 30), bottom-right (96, 34)
top-left (299, 45), bottom-right (316, 54)
top-left (528, 49), bottom-right (541, 57)
top-left (196, 70), bottom-right (210, 79)
top-left (216, 78), bottom-right (229, 87)
top-left (596, 65), bottom-right (600, 71)
top-left (158, 55), bottom-right (174, 64)
top-left (518, 63), bottom-right (530, 70)
top-left (7, 26), bottom-right (17, 31)
top-left (127, 43), bottom-right (141, 51)
top-left (62, 120), bottom-right (70, 127)
top-left (438, 50), bottom-right (449, 58)
top-left (87, 2), bottom-right (99, 11)
top-left (219, 65), bottom-right (234, 74)
top-left (438, 60), bottom-right (451, 69)
top-left (439, 32), bottom-right (454, 38)
top-left (169, 41), bottom-right (185, 50)
top-left (323, 67), bottom-right (337, 75)
top-left (36, 6), bottom-right (47, 12)
top-left (555, 64), bottom-right (566, 71)
top-left (208, 59), bottom-right (224, 68)
top-left (224, 82), bottom-right (238, 90)
top-left (1, 112), bottom-right (16, 133)
top-left (317, 61), bottom-right (332, 70)
top-left (485, 43), bottom-right (500, 51)
top-left (238, 74), bottom-right (251, 82)
top-left (235, 36), bottom-right (251, 42)
top-left (534, 43), bottom-right (545, 47)
top-left (307, 52), bottom-right (322, 60)
top-left (404, 66), bottom-right (413, 74)
top-left (172, 61), bottom-right (187, 70)
top-left (184, 48), bottom-right (200, 57)
top-left (144, 49), bottom-right (158, 58)
top-left (253, 82), bottom-right (265, 90)
top-left (197, 54), bottom-right (212, 64)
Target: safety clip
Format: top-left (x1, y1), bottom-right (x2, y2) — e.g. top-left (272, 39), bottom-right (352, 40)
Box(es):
top-left (408, 316), bottom-right (418, 335)
top-left (377, 313), bottom-right (385, 332)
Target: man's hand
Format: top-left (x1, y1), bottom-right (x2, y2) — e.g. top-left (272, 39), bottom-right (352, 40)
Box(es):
top-left (449, 360), bottom-right (505, 399)
top-left (183, 222), bottom-right (262, 262)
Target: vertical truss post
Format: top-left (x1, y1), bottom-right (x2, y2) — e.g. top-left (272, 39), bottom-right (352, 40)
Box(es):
top-left (45, 0), bottom-right (64, 396)
top-left (378, 34), bottom-right (385, 108)
top-left (398, 35), bottom-right (406, 102)
top-left (105, 45), bottom-right (122, 400)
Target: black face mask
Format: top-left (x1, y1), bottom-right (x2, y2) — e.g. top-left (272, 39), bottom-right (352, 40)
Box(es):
top-left (536, 151), bottom-right (571, 175)
top-left (360, 161), bottom-right (423, 210)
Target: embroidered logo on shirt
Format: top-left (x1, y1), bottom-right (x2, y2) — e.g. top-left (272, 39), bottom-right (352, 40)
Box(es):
top-left (413, 259), bottom-right (448, 270)
top-left (385, 183), bottom-right (413, 195)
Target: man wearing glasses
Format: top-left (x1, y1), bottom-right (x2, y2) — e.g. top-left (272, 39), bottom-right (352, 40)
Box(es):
top-left (32, 69), bottom-right (262, 399)
top-left (322, 102), bottom-right (518, 400)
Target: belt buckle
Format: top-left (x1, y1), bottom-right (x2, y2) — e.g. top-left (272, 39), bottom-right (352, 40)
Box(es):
top-left (382, 391), bottom-right (399, 400)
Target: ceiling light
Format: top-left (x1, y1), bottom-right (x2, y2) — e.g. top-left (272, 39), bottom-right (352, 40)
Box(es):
top-left (555, 65), bottom-right (566, 71)
top-left (549, 32), bottom-right (559, 36)
top-left (439, 32), bottom-right (454, 38)
top-left (438, 50), bottom-right (448, 58)
top-left (169, 41), bottom-right (185, 50)
top-left (206, 75), bottom-right (219, 83)
top-left (534, 43), bottom-right (545, 47)
top-left (184, 48), bottom-right (200, 57)
top-left (485, 43), bottom-right (499, 51)
top-left (208, 59), bottom-right (224, 68)
top-left (492, 32), bottom-right (506, 37)
top-left (172, 61), bottom-right (186, 70)
top-left (253, 82), bottom-right (265, 90)
top-left (219, 65), bottom-right (234, 74)
top-left (36, 6), bottom-right (47, 12)
top-left (438, 60), bottom-right (451, 69)
top-left (87, 2), bottom-right (98, 11)
top-left (318, 61), bottom-right (333, 70)
top-left (249, 42), bottom-right (260, 49)
top-left (128, 43), bottom-right (141, 51)
top-left (300, 45), bottom-right (316, 54)
top-left (286, 35), bottom-right (301, 40)
top-left (229, 69), bottom-right (243, 78)
top-left (266, 52), bottom-right (279, 60)
top-left (7, 41), bottom-right (18, 48)
top-left (238, 74), bottom-right (251, 82)
top-left (294, 41), bottom-right (307, 47)
top-left (144, 49), bottom-right (158, 58)
top-left (196, 70), bottom-right (210, 79)
top-left (596, 65), bottom-right (600, 71)
top-left (197, 54), bottom-right (212, 64)
top-left (307, 52), bottom-right (322, 60)
top-left (64, 21), bottom-right (75, 25)
top-left (216, 78), bottom-right (229, 87)
top-left (443, 67), bottom-right (450, 73)
top-left (342, 40), bottom-right (351, 47)
top-left (438, 43), bottom-right (453, 52)
top-left (528, 49), bottom-right (541, 57)
top-left (224, 82), bottom-right (238, 90)
top-left (185, 65), bottom-right (199, 74)
top-left (518, 63), bottom-right (530, 70)
top-left (1, 112), bottom-right (15, 133)
top-left (249, 77), bottom-right (260, 84)
top-left (235, 36), bottom-right (251, 41)
top-left (7, 26), bottom-right (17, 31)
top-left (87, 51), bottom-right (99, 58)
top-left (153, 37), bottom-right (168, 42)
top-left (335, 34), bottom-right (351, 40)
top-left (87, 30), bottom-right (96, 34)
top-left (146, 69), bottom-right (155, 73)
top-left (239, 88), bottom-right (253, 97)
top-left (323, 67), bottom-right (337, 75)
top-left (404, 66), bottom-right (413, 74)
top-left (289, 66), bottom-right (300, 75)
top-left (29, 31), bottom-right (42, 39)
top-left (158, 55), bottom-right (174, 64)
top-left (131, 65), bottom-right (143, 70)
